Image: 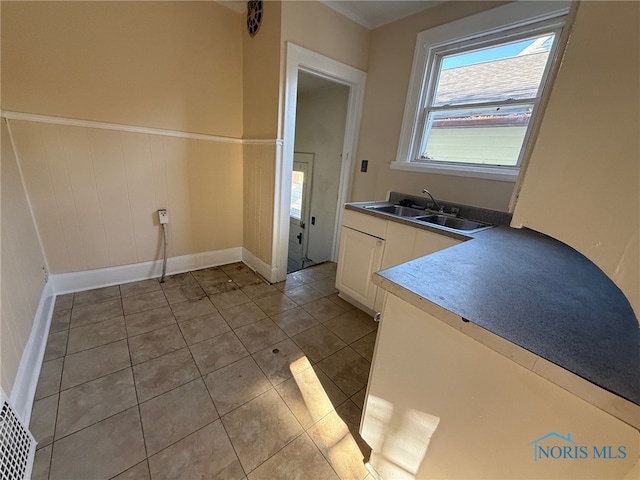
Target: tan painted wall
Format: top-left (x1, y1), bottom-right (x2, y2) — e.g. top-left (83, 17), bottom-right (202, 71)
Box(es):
top-left (243, 0), bottom-right (282, 139)
top-left (9, 120), bottom-right (243, 274)
top-left (2, 2), bottom-right (245, 275)
top-left (354, 1), bottom-right (513, 210)
top-left (2, 1), bottom-right (242, 136)
top-left (281, 1), bottom-right (370, 73)
top-left (1, 121), bottom-right (47, 395)
top-left (241, 1), bottom-right (282, 265)
top-left (512, 1), bottom-right (640, 318)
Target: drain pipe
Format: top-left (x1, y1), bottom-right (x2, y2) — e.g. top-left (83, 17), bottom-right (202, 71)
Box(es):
top-left (158, 210), bottom-right (169, 283)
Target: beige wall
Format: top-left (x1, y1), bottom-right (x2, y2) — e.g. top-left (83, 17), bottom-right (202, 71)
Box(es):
top-left (2, 2), bottom-right (245, 275)
top-left (10, 120), bottom-right (243, 273)
top-left (243, 0), bottom-right (282, 139)
top-left (2, 1), bottom-right (242, 136)
top-left (241, 1), bottom-right (282, 265)
top-left (1, 121), bottom-right (47, 395)
top-left (354, 1), bottom-right (513, 210)
top-left (512, 1), bottom-right (640, 318)
top-left (281, 1), bottom-right (369, 73)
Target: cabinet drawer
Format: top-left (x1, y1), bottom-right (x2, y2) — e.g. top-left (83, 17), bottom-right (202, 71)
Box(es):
top-left (342, 209), bottom-right (387, 239)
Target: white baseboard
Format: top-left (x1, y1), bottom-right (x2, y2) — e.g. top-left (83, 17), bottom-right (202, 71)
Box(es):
top-left (52, 247), bottom-right (243, 294)
top-left (242, 248), bottom-right (277, 283)
top-left (10, 281), bottom-right (55, 425)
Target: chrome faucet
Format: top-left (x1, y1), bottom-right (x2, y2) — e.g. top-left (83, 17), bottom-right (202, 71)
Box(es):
top-left (422, 188), bottom-right (444, 212)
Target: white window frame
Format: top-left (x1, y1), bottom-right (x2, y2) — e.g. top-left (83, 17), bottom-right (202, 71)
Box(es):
top-left (393, 1), bottom-right (570, 182)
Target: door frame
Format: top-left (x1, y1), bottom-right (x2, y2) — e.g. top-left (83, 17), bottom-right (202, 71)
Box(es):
top-left (273, 42), bottom-right (367, 282)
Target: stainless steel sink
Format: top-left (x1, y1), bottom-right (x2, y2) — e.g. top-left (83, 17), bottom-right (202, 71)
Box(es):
top-left (415, 214), bottom-right (490, 231)
top-left (364, 204), bottom-right (424, 217)
top-left (361, 203), bottom-right (494, 233)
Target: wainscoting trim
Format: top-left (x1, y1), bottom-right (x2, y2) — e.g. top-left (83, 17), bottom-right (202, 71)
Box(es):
top-left (1, 111), bottom-right (282, 146)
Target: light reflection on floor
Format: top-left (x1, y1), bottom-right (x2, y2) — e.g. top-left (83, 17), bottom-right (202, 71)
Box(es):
top-left (291, 356), bottom-right (372, 479)
top-left (361, 394), bottom-right (440, 479)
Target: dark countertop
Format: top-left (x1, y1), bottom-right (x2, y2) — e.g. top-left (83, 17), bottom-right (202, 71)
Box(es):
top-left (351, 204), bottom-right (640, 406)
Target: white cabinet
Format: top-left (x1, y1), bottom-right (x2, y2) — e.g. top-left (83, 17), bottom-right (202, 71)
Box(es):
top-left (373, 221), bottom-right (461, 311)
top-left (336, 208), bottom-right (461, 312)
top-left (335, 226), bottom-right (385, 310)
top-left (378, 222), bottom-right (417, 271)
top-left (413, 228), bottom-right (461, 258)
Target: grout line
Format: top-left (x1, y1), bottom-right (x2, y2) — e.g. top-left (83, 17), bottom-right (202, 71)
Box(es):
top-left (213, 415), bottom-right (248, 478)
top-left (139, 400), bottom-right (218, 465)
top-left (246, 430), bottom-right (309, 475)
top-left (125, 327), bottom-right (150, 462)
top-left (58, 362), bottom-right (131, 394)
top-left (51, 396), bottom-right (139, 445)
top-left (143, 417), bottom-right (223, 466)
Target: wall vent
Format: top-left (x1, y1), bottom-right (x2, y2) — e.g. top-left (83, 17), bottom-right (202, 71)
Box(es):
top-left (0, 390), bottom-right (36, 480)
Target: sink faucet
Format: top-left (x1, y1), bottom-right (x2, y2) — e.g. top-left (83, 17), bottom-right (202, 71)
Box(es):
top-left (422, 188), bottom-right (444, 212)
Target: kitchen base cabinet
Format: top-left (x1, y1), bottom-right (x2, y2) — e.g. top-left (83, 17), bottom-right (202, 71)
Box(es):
top-left (335, 225), bottom-right (385, 311)
top-left (372, 221), bottom-right (461, 312)
top-left (336, 208), bottom-right (462, 314)
top-left (360, 293), bottom-right (639, 479)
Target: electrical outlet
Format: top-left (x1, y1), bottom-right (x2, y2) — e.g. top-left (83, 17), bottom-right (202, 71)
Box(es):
top-left (158, 209), bottom-right (169, 224)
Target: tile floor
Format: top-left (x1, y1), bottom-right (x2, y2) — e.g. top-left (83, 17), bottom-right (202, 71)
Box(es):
top-left (30, 262), bottom-right (376, 480)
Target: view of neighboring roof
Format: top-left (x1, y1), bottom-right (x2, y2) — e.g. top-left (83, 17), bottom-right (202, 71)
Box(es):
top-left (434, 51), bottom-right (550, 106)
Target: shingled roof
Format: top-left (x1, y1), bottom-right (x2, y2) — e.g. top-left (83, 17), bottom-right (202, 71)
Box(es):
top-left (434, 51), bottom-right (549, 106)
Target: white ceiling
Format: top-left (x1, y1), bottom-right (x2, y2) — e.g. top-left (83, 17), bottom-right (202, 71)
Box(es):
top-left (320, 1), bottom-right (444, 29)
top-left (218, 1), bottom-right (444, 30)
top-left (297, 71), bottom-right (346, 94)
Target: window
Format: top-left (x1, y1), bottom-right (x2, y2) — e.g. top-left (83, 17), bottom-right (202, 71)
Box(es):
top-left (289, 170), bottom-right (305, 219)
top-left (394, 2), bottom-right (570, 181)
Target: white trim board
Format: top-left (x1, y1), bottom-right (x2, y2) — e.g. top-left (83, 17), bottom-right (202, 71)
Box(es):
top-left (242, 248), bottom-right (277, 284)
top-left (1, 111), bottom-right (282, 146)
top-left (9, 281), bottom-right (56, 425)
top-left (53, 248), bottom-right (243, 294)
top-left (276, 43), bottom-right (367, 283)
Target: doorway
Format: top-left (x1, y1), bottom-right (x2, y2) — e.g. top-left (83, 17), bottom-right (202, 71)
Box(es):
top-left (275, 43), bottom-right (367, 282)
top-left (287, 72), bottom-right (350, 273)
top-left (288, 153), bottom-right (313, 272)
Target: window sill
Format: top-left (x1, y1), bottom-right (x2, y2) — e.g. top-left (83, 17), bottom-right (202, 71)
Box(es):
top-left (390, 161), bottom-right (519, 182)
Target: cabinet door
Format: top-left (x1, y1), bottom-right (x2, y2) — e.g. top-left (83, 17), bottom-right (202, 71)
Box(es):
top-left (380, 222), bottom-right (418, 270)
top-left (336, 226), bottom-right (385, 309)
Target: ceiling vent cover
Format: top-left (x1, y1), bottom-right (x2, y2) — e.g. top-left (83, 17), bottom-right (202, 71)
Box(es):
top-left (0, 390), bottom-right (36, 480)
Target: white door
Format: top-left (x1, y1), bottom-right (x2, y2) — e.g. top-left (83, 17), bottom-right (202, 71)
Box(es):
top-left (287, 154), bottom-right (313, 272)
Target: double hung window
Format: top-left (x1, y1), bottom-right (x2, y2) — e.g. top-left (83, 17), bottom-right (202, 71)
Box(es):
top-left (394, 2), bottom-right (569, 181)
